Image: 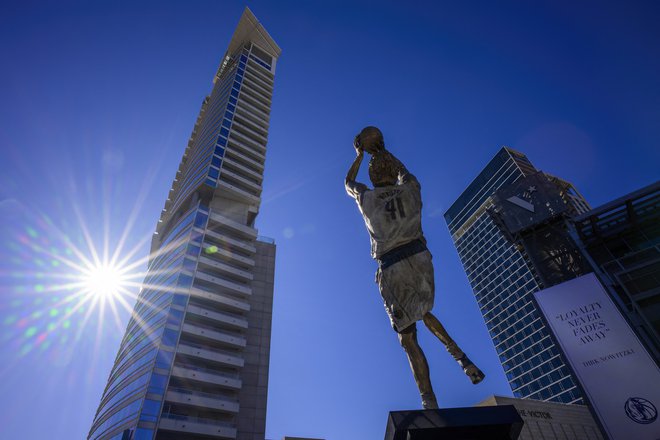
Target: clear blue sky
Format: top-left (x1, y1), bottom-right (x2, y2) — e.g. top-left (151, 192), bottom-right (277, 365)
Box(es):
top-left (1, 1), bottom-right (659, 439)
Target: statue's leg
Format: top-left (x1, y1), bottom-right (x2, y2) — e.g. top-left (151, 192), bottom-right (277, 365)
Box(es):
top-left (398, 324), bottom-right (438, 409)
top-left (422, 312), bottom-right (485, 385)
top-left (422, 312), bottom-right (463, 359)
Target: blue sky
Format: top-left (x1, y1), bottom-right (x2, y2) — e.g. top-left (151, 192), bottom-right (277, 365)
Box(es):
top-left (1, 1), bottom-right (659, 439)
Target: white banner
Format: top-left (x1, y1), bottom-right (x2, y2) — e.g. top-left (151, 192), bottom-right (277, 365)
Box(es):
top-left (534, 273), bottom-right (660, 440)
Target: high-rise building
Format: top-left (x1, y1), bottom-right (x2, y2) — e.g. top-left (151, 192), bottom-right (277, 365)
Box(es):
top-left (444, 147), bottom-right (589, 404)
top-left (571, 180), bottom-right (660, 361)
top-left (88, 8), bottom-right (280, 440)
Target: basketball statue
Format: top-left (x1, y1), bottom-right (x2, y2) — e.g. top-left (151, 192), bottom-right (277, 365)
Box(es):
top-left (345, 126), bottom-right (485, 409)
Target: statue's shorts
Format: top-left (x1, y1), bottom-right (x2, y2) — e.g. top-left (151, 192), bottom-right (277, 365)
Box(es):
top-left (376, 248), bottom-right (435, 333)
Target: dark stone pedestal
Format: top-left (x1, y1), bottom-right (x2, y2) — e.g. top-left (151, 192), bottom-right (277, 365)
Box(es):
top-left (384, 405), bottom-right (523, 440)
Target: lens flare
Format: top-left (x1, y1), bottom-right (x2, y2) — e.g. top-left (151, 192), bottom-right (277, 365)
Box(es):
top-left (81, 264), bottom-right (126, 299)
top-left (0, 203), bottom-right (154, 370)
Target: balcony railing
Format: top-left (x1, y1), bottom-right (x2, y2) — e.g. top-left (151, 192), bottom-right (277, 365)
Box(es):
top-left (166, 387), bottom-right (240, 413)
top-left (232, 112), bottom-right (268, 139)
top-left (158, 413), bottom-right (238, 439)
top-left (208, 211), bottom-right (257, 239)
top-left (235, 95), bottom-right (269, 120)
top-left (198, 256), bottom-right (254, 281)
top-left (177, 343), bottom-right (244, 368)
top-left (225, 143), bottom-right (265, 173)
top-left (236, 99), bottom-right (270, 126)
top-left (229, 130), bottom-right (266, 158)
top-left (243, 66), bottom-right (274, 89)
top-left (171, 364), bottom-right (242, 389)
top-left (203, 230), bottom-right (257, 255)
top-left (160, 413), bottom-right (235, 428)
top-left (220, 167), bottom-right (262, 193)
top-left (186, 304), bottom-right (249, 328)
top-left (190, 286), bottom-right (251, 312)
top-left (194, 272), bottom-right (253, 297)
top-left (222, 156), bottom-right (263, 183)
top-left (181, 322), bottom-right (247, 348)
top-left (215, 180), bottom-right (261, 205)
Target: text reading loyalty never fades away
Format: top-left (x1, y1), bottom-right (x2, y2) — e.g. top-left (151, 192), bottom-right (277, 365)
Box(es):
top-left (555, 302), bottom-right (635, 368)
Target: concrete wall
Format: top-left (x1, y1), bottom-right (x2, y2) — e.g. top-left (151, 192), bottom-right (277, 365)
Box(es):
top-left (236, 240), bottom-right (275, 440)
top-left (477, 395), bottom-right (604, 440)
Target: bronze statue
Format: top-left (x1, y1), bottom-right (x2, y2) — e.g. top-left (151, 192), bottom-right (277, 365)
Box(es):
top-left (345, 126), bottom-right (485, 409)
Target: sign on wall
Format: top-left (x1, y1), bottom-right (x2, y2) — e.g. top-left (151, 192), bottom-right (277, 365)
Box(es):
top-left (534, 273), bottom-right (660, 440)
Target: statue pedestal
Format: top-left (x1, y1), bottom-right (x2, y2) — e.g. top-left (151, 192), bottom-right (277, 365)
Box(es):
top-left (384, 405), bottom-right (523, 440)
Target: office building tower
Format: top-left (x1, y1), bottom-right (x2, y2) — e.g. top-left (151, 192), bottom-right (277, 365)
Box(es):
top-left (444, 148), bottom-right (589, 404)
top-left (88, 8), bottom-right (280, 440)
top-left (572, 180), bottom-right (660, 361)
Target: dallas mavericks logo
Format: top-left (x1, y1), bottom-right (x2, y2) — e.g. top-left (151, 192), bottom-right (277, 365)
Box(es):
top-left (624, 397), bottom-right (658, 424)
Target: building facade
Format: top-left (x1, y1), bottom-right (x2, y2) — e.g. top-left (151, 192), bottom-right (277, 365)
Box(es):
top-left (444, 148), bottom-right (589, 404)
top-left (88, 8), bottom-right (280, 440)
top-left (476, 395), bottom-right (603, 439)
top-left (572, 180), bottom-right (660, 361)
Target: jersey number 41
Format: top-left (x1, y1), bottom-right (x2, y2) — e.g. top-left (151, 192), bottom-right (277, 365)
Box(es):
top-left (385, 197), bottom-right (406, 220)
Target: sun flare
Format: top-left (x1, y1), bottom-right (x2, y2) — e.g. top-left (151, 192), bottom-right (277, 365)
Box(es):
top-left (81, 264), bottom-right (127, 299)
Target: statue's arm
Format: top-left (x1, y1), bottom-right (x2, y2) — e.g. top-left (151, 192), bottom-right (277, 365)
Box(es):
top-left (345, 150), bottom-right (363, 182)
top-left (345, 143), bottom-right (368, 199)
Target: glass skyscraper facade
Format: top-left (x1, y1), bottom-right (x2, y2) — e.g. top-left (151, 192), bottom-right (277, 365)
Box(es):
top-left (444, 148), bottom-right (588, 404)
top-left (88, 8), bottom-right (280, 440)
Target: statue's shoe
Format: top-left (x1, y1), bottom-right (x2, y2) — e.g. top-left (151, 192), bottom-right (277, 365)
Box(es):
top-left (464, 363), bottom-right (485, 385)
top-left (457, 354), bottom-right (485, 384)
top-left (421, 392), bottom-right (439, 409)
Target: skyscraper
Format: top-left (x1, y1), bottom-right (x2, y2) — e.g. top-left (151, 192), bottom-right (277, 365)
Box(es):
top-left (444, 148), bottom-right (588, 404)
top-left (88, 8), bottom-right (280, 440)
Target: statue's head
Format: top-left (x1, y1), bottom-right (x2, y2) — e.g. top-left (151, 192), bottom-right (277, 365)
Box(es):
top-left (357, 126), bottom-right (384, 154)
top-left (369, 150), bottom-right (398, 187)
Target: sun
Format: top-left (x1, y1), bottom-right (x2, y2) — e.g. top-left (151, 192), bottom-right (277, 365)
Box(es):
top-left (1, 162), bottom-right (160, 361)
top-left (81, 264), bottom-right (127, 299)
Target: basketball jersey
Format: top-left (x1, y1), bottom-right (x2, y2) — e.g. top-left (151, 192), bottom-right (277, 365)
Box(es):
top-left (353, 178), bottom-right (425, 259)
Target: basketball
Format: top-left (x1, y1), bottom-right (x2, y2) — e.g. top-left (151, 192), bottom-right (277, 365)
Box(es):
top-left (358, 126), bottom-right (385, 154)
